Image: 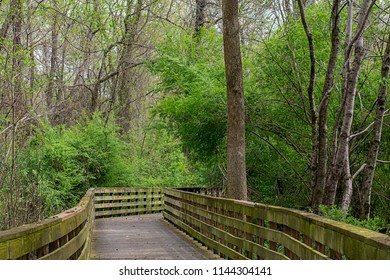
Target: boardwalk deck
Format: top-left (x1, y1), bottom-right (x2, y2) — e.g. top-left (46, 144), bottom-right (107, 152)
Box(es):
top-left (90, 213), bottom-right (219, 260)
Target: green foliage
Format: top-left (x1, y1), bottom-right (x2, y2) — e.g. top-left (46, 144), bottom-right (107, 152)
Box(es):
top-left (147, 28), bottom-right (227, 163)
top-left (319, 205), bottom-right (387, 232)
top-left (24, 114), bottom-right (126, 215)
top-left (238, 4), bottom-right (345, 207)
top-left (20, 114), bottom-right (204, 217)
top-left (118, 123), bottom-right (206, 188)
top-left (147, 24), bottom-right (315, 207)
top-left (243, 1), bottom-right (385, 213)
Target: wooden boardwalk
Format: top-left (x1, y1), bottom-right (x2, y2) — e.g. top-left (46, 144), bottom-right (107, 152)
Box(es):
top-left (90, 213), bottom-right (219, 260)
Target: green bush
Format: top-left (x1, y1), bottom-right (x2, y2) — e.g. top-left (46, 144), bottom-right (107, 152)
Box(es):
top-left (21, 114), bottom-right (204, 217)
top-left (24, 114), bottom-right (126, 215)
top-left (119, 122), bottom-right (206, 188)
top-left (147, 27), bottom-right (227, 163)
top-left (319, 205), bottom-right (387, 232)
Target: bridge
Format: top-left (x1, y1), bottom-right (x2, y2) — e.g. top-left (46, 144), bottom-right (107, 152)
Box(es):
top-left (0, 187), bottom-right (389, 260)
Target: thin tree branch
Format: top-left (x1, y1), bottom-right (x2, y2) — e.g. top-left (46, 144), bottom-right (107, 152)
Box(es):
top-left (350, 121), bottom-right (374, 139)
top-left (344, 0), bottom-right (377, 61)
top-left (249, 130), bottom-right (310, 189)
top-left (352, 163), bottom-right (367, 179)
top-left (376, 160), bottom-right (390, 164)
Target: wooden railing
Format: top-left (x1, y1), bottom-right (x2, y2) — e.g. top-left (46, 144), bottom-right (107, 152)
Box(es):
top-left (0, 187), bottom-right (164, 260)
top-left (0, 189), bottom-right (95, 260)
top-left (163, 188), bottom-right (390, 260)
top-left (94, 187), bottom-right (164, 218)
top-left (2, 187), bottom-right (389, 260)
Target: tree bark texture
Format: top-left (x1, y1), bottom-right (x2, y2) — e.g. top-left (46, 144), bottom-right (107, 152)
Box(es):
top-left (222, 0), bottom-right (247, 201)
top-left (360, 35), bottom-right (390, 219)
top-left (297, 0), bottom-right (318, 213)
top-left (323, 0), bottom-right (374, 206)
top-left (117, 0), bottom-right (143, 133)
top-left (311, 0), bottom-right (341, 213)
top-left (46, 7), bottom-right (58, 117)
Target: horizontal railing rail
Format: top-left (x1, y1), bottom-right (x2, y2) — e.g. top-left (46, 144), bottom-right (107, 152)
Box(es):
top-left (0, 189), bottom-right (95, 260)
top-left (3, 186), bottom-right (389, 260)
top-left (163, 188), bottom-right (390, 260)
top-left (0, 187), bottom-right (165, 260)
top-left (94, 187), bottom-right (164, 218)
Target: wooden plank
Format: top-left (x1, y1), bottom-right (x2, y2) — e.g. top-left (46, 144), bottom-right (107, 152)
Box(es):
top-left (7, 220), bottom-right (60, 259)
top-left (48, 208), bottom-right (87, 245)
top-left (95, 207), bottom-right (163, 218)
top-left (78, 222), bottom-right (92, 260)
top-left (164, 203), bottom-right (288, 260)
top-left (164, 195), bottom-right (328, 259)
top-left (165, 188), bottom-right (390, 260)
top-left (164, 203), bottom-right (287, 260)
top-left (90, 213), bottom-right (218, 260)
top-left (163, 211), bottom-right (247, 260)
top-left (95, 200), bottom-right (162, 209)
top-left (78, 204), bottom-right (95, 260)
top-left (40, 223), bottom-right (88, 260)
top-left (0, 241), bottom-right (9, 259)
top-left (94, 187), bottom-right (162, 194)
top-left (94, 194), bottom-right (163, 202)
top-left (0, 189), bottom-right (93, 260)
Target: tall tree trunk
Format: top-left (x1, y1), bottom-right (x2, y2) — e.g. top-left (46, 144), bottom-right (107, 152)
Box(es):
top-left (222, 0), bottom-right (247, 201)
top-left (8, 0), bottom-right (23, 229)
top-left (328, 1), bottom-right (354, 205)
top-left (26, 1), bottom-right (35, 108)
top-left (339, 4), bottom-right (355, 211)
top-left (297, 0), bottom-right (318, 211)
top-left (359, 34), bottom-right (390, 219)
top-left (46, 2), bottom-right (58, 121)
top-left (311, 0), bottom-right (340, 213)
top-left (324, 0), bottom-right (375, 206)
top-left (312, 0), bottom-right (341, 213)
top-left (116, 0), bottom-right (143, 133)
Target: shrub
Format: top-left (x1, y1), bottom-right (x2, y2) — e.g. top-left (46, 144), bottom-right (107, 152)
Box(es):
top-left (319, 205), bottom-right (387, 232)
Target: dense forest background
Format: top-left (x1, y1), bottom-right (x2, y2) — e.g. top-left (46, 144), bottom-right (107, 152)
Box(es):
top-left (0, 0), bottom-right (389, 232)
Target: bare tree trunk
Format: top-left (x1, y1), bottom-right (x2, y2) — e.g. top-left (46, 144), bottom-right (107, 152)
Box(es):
top-left (46, 2), bottom-right (58, 122)
top-left (359, 34), bottom-right (390, 219)
top-left (26, 2), bottom-right (35, 108)
top-left (312, 0), bottom-right (341, 213)
top-left (328, 0), bottom-right (354, 195)
top-left (222, 0), bottom-right (247, 201)
top-left (339, 3), bottom-right (355, 211)
top-left (297, 0), bottom-right (318, 211)
top-left (116, 0), bottom-right (143, 133)
top-left (10, 0), bottom-right (24, 116)
top-left (8, 0), bottom-right (23, 229)
top-left (195, 0), bottom-right (206, 34)
top-left (341, 145), bottom-right (353, 211)
top-left (324, 0), bottom-right (375, 206)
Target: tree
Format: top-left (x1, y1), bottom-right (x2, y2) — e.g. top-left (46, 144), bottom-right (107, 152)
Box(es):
top-left (310, 0), bottom-right (341, 213)
top-left (116, 0), bottom-right (144, 133)
top-left (222, 0), bottom-right (247, 200)
top-left (323, 0), bottom-right (376, 206)
top-left (360, 34), bottom-right (390, 219)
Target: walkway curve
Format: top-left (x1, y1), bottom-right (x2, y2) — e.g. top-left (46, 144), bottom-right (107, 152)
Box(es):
top-left (90, 213), bottom-right (219, 260)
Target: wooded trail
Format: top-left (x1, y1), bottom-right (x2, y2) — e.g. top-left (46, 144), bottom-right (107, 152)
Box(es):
top-left (90, 213), bottom-right (219, 260)
top-left (1, 187), bottom-right (389, 260)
